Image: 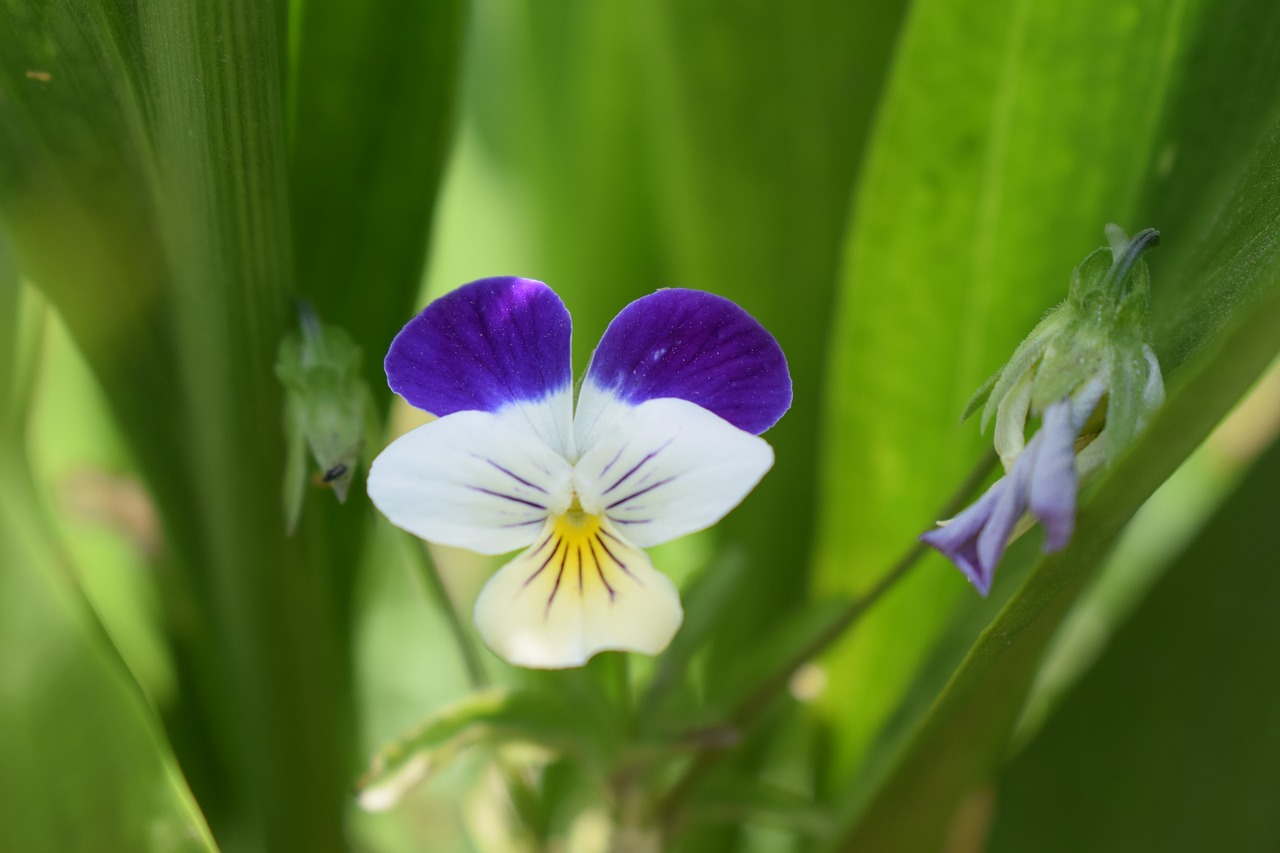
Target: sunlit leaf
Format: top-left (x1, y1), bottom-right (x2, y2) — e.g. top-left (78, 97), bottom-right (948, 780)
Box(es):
top-left (623, 0), bottom-right (908, 701)
top-left (812, 0), bottom-right (1226, 777)
top-left (828, 0), bottom-right (1280, 844)
top-left (0, 254), bottom-right (215, 852)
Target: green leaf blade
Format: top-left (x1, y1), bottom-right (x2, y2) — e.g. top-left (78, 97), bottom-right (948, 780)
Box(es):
top-left (833, 12), bottom-right (1280, 840)
top-left (988, 428), bottom-right (1280, 852)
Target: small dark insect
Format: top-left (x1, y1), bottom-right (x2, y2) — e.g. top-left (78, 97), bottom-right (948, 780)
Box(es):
top-left (322, 462), bottom-right (349, 483)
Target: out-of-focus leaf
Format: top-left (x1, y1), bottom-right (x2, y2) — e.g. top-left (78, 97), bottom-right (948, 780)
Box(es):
top-left (0, 259), bottom-right (215, 851)
top-left (355, 688), bottom-right (617, 813)
top-left (827, 0), bottom-right (1280, 842)
top-left (286, 0), bottom-right (467, 398)
top-left (682, 781), bottom-right (836, 839)
top-left (986, 434), bottom-right (1280, 852)
top-left (812, 0), bottom-right (1222, 778)
top-left (0, 459), bottom-right (219, 853)
top-left (0, 4), bottom-right (369, 849)
top-left (625, 0), bottom-right (907, 701)
top-left (0, 233), bottom-right (25, 436)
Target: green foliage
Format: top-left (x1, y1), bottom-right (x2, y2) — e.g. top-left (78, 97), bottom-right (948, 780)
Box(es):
top-left (286, 0), bottom-right (467, 398)
top-left (813, 0), bottom-right (1279, 798)
top-left (0, 1), bottom-right (464, 850)
top-left (988, 427), bottom-right (1280, 852)
top-left (823, 0), bottom-right (1280, 844)
top-left (0, 241), bottom-right (216, 851)
top-left (3, 0), bottom-right (1280, 850)
top-left (0, 454), bottom-right (220, 853)
top-left (355, 688), bottom-right (618, 812)
top-left (836, 281), bottom-right (1280, 851)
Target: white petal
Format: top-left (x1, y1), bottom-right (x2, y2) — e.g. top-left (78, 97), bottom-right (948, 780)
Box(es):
top-left (571, 377), bottom-right (620, 461)
top-left (367, 409), bottom-right (572, 554)
top-left (473, 517), bottom-right (682, 668)
top-left (572, 396), bottom-right (773, 548)
top-left (504, 385), bottom-right (576, 462)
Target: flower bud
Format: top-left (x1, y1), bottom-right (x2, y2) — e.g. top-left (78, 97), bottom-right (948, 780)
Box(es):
top-left (276, 303), bottom-right (377, 533)
top-left (924, 225), bottom-right (1165, 595)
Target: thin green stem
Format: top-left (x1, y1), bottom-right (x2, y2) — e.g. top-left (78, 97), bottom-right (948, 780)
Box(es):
top-left (659, 448), bottom-right (999, 827)
top-left (402, 534), bottom-right (489, 689)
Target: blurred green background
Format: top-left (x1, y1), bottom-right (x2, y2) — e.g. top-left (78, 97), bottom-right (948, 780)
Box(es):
top-left (2, 1), bottom-right (1280, 851)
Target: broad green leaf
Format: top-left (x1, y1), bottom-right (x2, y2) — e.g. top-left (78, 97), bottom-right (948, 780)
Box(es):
top-left (0, 259), bottom-right (215, 851)
top-left (0, 233), bottom-right (26, 436)
top-left (830, 0), bottom-right (1280, 842)
top-left (0, 4), bottom-right (415, 849)
top-left (286, 0), bottom-right (467, 398)
top-left (986, 433), bottom-right (1280, 852)
top-left (623, 0), bottom-right (907, 701)
top-left (834, 281), bottom-right (1280, 849)
top-left (811, 0), bottom-right (1243, 782)
top-left (463, 0), bottom-right (665, 359)
top-left (0, 456), bottom-right (219, 853)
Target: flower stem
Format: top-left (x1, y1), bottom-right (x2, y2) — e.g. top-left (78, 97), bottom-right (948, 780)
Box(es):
top-left (659, 448), bottom-right (999, 828)
top-left (402, 534), bottom-right (489, 689)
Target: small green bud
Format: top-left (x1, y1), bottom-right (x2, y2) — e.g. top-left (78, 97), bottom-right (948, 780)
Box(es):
top-left (275, 303), bottom-right (378, 534)
top-left (967, 225), bottom-right (1164, 473)
top-left (926, 225), bottom-right (1167, 595)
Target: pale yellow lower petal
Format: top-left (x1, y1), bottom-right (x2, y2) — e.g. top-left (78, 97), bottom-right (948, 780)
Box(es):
top-left (473, 515), bottom-right (682, 669)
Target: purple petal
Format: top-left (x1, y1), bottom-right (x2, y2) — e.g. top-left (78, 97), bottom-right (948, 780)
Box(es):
top-left (1029, 399), bottom-right (1079, 552)
top-left (977, 443), bottom-right (1036, 575)
top-left (921, 479), bottom-right (1009, 596)
top-left (385, 277), bottom-right (572, 417)
top-left (583, 289), bottom-right (791, 435)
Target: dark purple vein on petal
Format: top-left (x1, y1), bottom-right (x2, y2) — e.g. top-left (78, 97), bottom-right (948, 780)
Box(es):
top-left (587, 537), bottom-right (617, 600)
top-left (607, 477), bottom-right (676, 510)
top-left (545, 545), bottom-right (568, 618)
top-left (524, 536), bottom-right (564, 589)
top-left (501, 518), bottom-right (546, 529)
top-left (604, 439), bottom-right (675, 494)
top-left (577, 544), bottom-right (585, 596)
top-left (485, 459), bottom-right (549, 493)
top-left (468, 486), bottom-right (547, 510)
top-left (600, 443), bottom-right (629, 478)
top-left (594, 531), bottom-right (641, 584)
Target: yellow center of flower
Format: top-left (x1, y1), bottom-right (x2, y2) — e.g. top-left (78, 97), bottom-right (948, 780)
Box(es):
top-left (523, 501), bottom-right (640, 615)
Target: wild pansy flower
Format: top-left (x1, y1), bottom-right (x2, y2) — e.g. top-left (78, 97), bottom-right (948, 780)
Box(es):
top-left (922, 225), bottom-right (1165, 595)
top-left (367, 277), bottom-right (791, 669)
